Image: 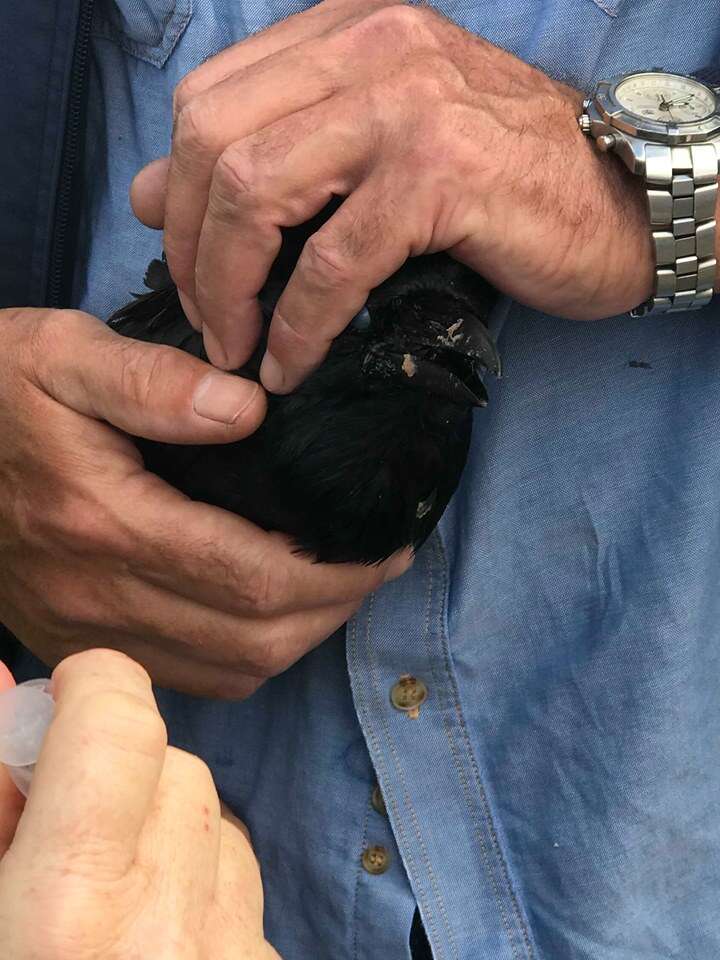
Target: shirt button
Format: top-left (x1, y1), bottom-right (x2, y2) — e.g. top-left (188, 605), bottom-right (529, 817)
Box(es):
top-left (390, 674), bottom-right (428, 718)
top-left (371, 783), bottom-right (388, 818)
top-left (362, 844), bottom-right (391, 875)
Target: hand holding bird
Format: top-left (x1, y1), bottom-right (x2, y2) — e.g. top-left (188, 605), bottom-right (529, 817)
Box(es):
top-left (109, 209), bottom-right (501, 564)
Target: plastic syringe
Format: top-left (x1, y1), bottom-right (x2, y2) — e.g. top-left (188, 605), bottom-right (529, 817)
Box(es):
top-left (0, 679), bottom-right (54, 797)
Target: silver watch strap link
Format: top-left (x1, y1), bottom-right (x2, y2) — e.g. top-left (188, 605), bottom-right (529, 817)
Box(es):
top-left (631, 143), bottom-right (718, 317)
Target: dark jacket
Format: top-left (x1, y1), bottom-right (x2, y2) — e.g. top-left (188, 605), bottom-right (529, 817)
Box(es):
top-left (0, 0), bottom-right (93, 311)
top-left (0, 1), bottom-right (95, 666)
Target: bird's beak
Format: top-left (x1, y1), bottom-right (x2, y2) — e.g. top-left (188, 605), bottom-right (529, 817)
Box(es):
top-left (438, 313), bottom-right (502, 379)
top-left (375, 352), bottom-right (489, 406)
top-left (361, 312), bottom-right (500, 408)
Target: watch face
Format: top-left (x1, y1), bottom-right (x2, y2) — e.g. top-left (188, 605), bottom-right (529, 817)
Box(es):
top-left (615, 74), bottom-right (716, 124)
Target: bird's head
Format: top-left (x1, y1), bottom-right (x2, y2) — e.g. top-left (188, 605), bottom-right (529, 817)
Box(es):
top-left (354, 288), bottom-right (500, 408)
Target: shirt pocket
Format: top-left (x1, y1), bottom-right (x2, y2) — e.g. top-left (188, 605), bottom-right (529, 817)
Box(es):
top-left (92, 0), bottom-right (193, 68)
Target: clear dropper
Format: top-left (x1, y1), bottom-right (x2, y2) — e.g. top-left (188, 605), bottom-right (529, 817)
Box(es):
top-left (0, 679), bottom-right (54, 797)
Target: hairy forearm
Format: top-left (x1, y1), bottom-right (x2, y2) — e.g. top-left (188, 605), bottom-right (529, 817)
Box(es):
top-left (497, 69), bottom-right (720, 315)
top-left (561, 79), bottom-right (720, 309)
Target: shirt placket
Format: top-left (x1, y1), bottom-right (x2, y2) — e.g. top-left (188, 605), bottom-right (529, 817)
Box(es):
top-left (347, 533), bottom-right (538, 960)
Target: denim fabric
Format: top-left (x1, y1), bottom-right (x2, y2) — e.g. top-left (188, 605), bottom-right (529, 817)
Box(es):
top-left (18, 1), bottom-right (720, 958)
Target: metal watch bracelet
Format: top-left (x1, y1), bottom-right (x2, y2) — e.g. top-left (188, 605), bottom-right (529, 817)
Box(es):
top-left (632, 143), bottom-right (718, 317)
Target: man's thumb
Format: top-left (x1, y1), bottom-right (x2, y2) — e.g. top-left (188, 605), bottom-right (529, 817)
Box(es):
top-left (27, 309), bottom-right (266, 443)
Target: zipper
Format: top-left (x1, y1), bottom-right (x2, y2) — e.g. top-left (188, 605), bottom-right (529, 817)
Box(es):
top-left (46, 0), bottom-right (95, 307)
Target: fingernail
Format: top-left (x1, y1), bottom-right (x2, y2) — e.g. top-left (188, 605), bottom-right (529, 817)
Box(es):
top-left (178, 290), bottom-right (202, 331)
top-left (260, 351), bottom-right (285, 393)
top-left (192, 373), bottom-right (259, 424)
top-left (202, 324), bottom-right (230, 369)
top-left (384, 548), bottom-right (415, 583)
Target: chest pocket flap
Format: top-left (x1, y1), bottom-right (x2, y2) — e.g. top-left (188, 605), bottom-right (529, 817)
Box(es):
top-left (588, 0), bottom-right (625, 16)
top-left (93, 0), bottom-right (193, 68)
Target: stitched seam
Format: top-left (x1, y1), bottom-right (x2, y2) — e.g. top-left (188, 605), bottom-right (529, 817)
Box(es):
top-left (433, 535), bottom-right (536, 960)
top-left (589, 0), bottom-right (621, 17)
top-left (92, 2), bottom-right (176, 46)
top-left (92, 0), bottom-right (192, 67)
top-left (349, 598), bottom-right (446, 960)
top-left (348, 595), bottom-right (455, 960)
top-left (351, 796), bottom-right (371, 960)
top-left (436, 535), bottom-right (534, 959)
top-left (417, 548), bottom-right (459, 959)
top-left (440, 711), bottom-right (535, 960)
top-left (422, 539), bottom-right (521, 960)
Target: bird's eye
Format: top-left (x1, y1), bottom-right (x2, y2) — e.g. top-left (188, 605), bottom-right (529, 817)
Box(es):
top-left (349, 306), bottom-right (372, 333)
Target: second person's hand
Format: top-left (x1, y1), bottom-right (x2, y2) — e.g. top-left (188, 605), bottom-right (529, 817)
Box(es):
top-left (0, 649), bottom-right (282, 959)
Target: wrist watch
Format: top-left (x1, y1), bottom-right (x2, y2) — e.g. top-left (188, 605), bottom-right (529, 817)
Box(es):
top-left (579, 71), bottom-right (720, 317)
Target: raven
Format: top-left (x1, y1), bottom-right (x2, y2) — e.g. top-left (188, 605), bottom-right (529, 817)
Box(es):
top-left (109, 215), bottom-right (500, 565)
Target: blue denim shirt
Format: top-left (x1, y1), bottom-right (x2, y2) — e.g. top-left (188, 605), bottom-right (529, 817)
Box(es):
top-left (37, 1), bottom-right (720, 957)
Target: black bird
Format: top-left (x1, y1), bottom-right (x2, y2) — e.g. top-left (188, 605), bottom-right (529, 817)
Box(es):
top-left (109, 211), bottom-right (500, 565)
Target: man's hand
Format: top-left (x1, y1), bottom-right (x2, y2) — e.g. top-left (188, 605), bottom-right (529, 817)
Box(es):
top-left (131, 0), bottom-right (655, 392)
top-left (0, 308), bottom-right (409, 697)
top-left (0, 649), bottom-right (281, 959)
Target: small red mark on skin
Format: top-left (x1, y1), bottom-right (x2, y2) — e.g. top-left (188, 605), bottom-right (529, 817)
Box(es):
top-left (204, 822), bottom-right (210, 833)
top-left (201, 805), bottom-right (210, 816)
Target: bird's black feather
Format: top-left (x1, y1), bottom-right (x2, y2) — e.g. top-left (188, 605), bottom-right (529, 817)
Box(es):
top-left (108, 213), bottom-right (500, 564)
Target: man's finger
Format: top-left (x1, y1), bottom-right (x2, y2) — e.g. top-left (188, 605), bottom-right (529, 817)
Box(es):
top-left (125, 475), bottom-right (413, 616)
top-left (135, 747), bottom-right (221, 928)
top-left (170, 0), bottom-right (393, 118)
top-left (12, 649), bottom-right (167, 875)
top-left (148, 3), bottom-right (403, 361)
top-left (214, 807), bottom-right (263, 925)
top-left (19, 591), bottom-right (357, 701)
top-left (130, 156), bottom-right (169, 229)
top-left (25, 309), bottom-right (266, 443)
top-left (262, 172), bottom-right (428, 392)
top-left (132, 0), bottom-right (386, 257)
top-left (119, 580), bottom-right (361, 680)
top-left (37, 634), bottom-right (266, 701)
top-left (159, 36), bottom-right (360, 340)
top-left (0, 661), bottom-right (24, 858)
top-left (192, 104), bottom-right (369, 368)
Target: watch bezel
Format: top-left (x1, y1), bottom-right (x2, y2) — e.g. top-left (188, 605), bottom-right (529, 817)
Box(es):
top-left (595, 72), bottom-right (720, 145)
